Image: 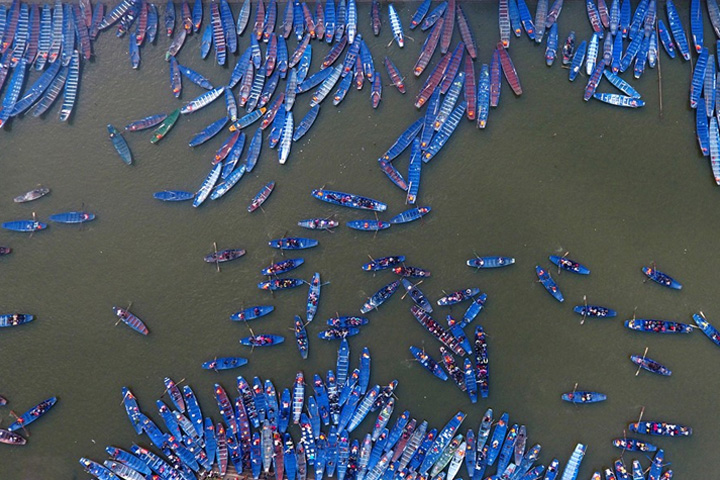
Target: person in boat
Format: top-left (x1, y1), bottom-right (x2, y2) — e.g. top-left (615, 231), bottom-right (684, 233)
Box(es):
top-left (253, 307), bottom-right (261, 316)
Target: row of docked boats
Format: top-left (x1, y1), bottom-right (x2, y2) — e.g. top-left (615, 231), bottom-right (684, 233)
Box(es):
top-left (78, 341), bottom-right (596, 480)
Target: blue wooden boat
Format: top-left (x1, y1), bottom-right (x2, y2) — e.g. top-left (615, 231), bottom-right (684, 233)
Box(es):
top-left (112, 307), bottom-right (149, 335)
top-left (269, 237), bottom-right (318, 250)
top-left (642, 266), bottom-right (682, 289)
top-left (625, 319), bottom-right (693, 334)
top-left (231, 305), bottom-right (274, 321)
top-left (49, 212), bottom-right (95, 224)
top-left (423, 101), bottom-right (466, 163)
top-left (248, 181), bottom-right (275, 213)
top-left (193, 163), bottom-right (222, 208)
top-left (362, 256), bottom-right (405, 271)
top-left (312, 189), bottom-right (387, 212)
top-left (125, 114), bottom-right (168, 132)
top-left (262, 258), bottom-right (304, 276)
top-left (692, 312), bottom-right (720, 347)
top-left (181, 86), bottom-right (225, 114)
top-left (536, 266), bottom-right (564, 302)
top-left (411, 306), bottom-right (466, 356)
top-left (2, 220), bottom-right (47, 232)
top-left (58, 52), bottom-right (79, 122)
top-left (467, 256), bottom-right (515, 268)
top-left (461, 293), bottom-right (487, 328)
top-left (437, 288), bottom-right (480, 306)
top-left (106, 447), bottom-right (151, 476)
top-left (378, 159), bottom-right (409, 192)
top-left (361, 279), bottom-right (400, 313)
top-left (629, 422), bottom-right (691, 437)
top-left (630, 354), bottom-right (672, 376)
top-left (568, 40), bottom-right (587, 81)
top-left (409, 346), bottom-right (448, 381)
top-left (327, 316), bottom-right (368, 328)
top-left (107, 124), bottom-right (132, 165)
top-left (666, 0), bottom-right (690, 61)
top-left (318, 327), bottom-right (360, 340)
top-left (545, 22), bottom-right (558, 65)
top-left (239, 334), bottom-right (285, 347)
top-left (294, 315), bottom-right (309, 359)
top-left (380, 117), bottom-right (424, 162)
top-left (593, 93), bottom-right (645, 108)
top-left (561, 390), bottom-right (607, 404)
top-left (120, 387), bottom-right (142, 435)
top-left (603, 69), bottom-right (642, 98)
top-left (189, 117), bottom-right (229, 147)
top-left (612, 437), bottom-right (658, 452)
top-left (402, 278), bottom-right (433, 312)
top-left (406, 137), bottom-right (422, 204)
top-left (153, 190), bottom-right (194, 202)
top-left (7, 397), bottom-right (57, 432)
top-left (204, 248), bottom-right (246, 263)
top-left (11, 60), bottom-right (61, 117)
top-left (549, 255), bottom-right (590, 274)
top-left (573, 305), bottom-right (616, 317)
top-left (297, 67), bottom-right (335, 94)
top-left (293, 105), bottom-right (320, 141)
top-left (657, 19), bottom-right (676, 58)
top-left (347, 220), bottom-right (391, 232)
top-left (258, 278), bottom-right (305, 291)
top-left (307, 272), bottom-right (321, 322)
top-left (560, 443), bottom-right (586, 480)
top-left (0, 313), bottom-right (33, 328)
top-left (393, 265), bottom-right (431, 277)
top-left (390, 206), bottom-right (431, 225)
top-left (202, 357), bottom-right (249, 370)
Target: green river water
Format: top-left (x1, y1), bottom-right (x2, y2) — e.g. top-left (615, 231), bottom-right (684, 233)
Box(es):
top-left (1, 1), bottom-right (719, 478)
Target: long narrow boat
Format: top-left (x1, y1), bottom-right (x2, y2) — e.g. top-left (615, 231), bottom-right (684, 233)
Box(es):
top-left (561, 391), bottom-right (607, 404)
top-left (318, 327), bottom-right (360, 340)
top-left (268, 237), bottom-right (318, 250)
top-left (380, 117), bottom-right (423, 162)
top-left (2, 220), bottom-right (47, 232)
top-left (583, 60), bottom-right (605, 101)
top-left (630, 355), bottom-right (672, 376)
top-left (58, 52), bottom-right (79, 122)
top-left (536, 266), bottom-right (564, 302)
top-left (112, 307), bottom-right (149, 335)
top-left (204, 248), bottom-right (246, 263)
top-left (665, 0), bottom-right (690, 61)
top-left (240, 335), bottom-right (285, 347)
top-left (202, 357), bottom-right (249, 370)
top-left (456, 5), bottom-right (477, 59)
top-left (403, 278), bottom-right (433, 313)
top-left (49, 212), bottom-right (95, 224)
top-left (262, 258), bottom-right (304, 276)
top-left (437, 288), bottom-right (480, 306)
top-left (409, 346), bottom-right (448, 381)
top-left (298, 218), bottom-right (339, 231)
top-left (107, 125), bottom-right (132, 165)
top-left (628, 422), bottom-right (692, 437)
top-left (560, 443), bottom-right (586, 480)
top-left (692, 312), bottom-right (720, 347)
top-left (549, 255), bottom-right (590, 274)
top-left (361, 280), bottom-right (400, 313)
top-left (467, 256), bottom-right (515, 268)
top-left (258, 278), bottom-right (305, 291)
top-left (295, 315), bottom-right (309, 359)
top-left (573, 305), bottom-right (616, 317)
top-left (569, 40), bottom-right (587, 81)
top-left (150, 108), bottom-right (181, 144)
top-left (410, 305), bottom-right (466, 356)
top-left (414, 17), bottom-right (443, 77)
top-left (390, 206), bottom-right (431, 225)
top-left (153, 190), bottom-right (194, 202)
top-left (347, 220), bottom-right (391, 232)
top-left (0, 313), bottom-right (34, 328)
top-left (593, 92), bottom-right (645, 108)
top-left (312, 189), bottom-right (386, 211)
top-left (327, 316), bottom-right (368, 328)
top-left (624, 319), bottom-right (693, 334)
top-left (362, 256), bottom-right (405, 271)
top-left (125, 114), bottom-right (167, 132)
top-left (193, 163), bottom-right (222, 208)
top-left (394, 265), bottom-right (431, 278)
top-left (612, 437), bottom-right (658, 452)
top-left (231, 306), bottom-right (274, 321)
top-left (248, 181), bottom-right (276, 212)
top-left (603, 69), bottom-right (642, 98)
top-left (181, 86), bottom-right (225, 114)
top-left (293, 105), bottom-right (320, 141)
top-left (7, 397), bottom-right (57, 432)
top-left (642, 266), bottom-right (682, 289)
top-left (14, 187), bottom-right (50, 203)
top-left (0, 429), bottom-right (26, 445)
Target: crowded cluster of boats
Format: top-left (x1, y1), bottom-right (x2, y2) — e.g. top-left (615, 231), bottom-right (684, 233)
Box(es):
top-left (73, 343), bottom-right (607, 480)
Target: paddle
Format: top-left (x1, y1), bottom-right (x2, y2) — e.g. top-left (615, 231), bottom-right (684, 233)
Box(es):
top-left (213, 242), bottom-right (221, 273)
top-left (8, 411), bottom-right (30, 438)
top-left (580, 295), bottom-right (588, 325)
top-left (557, 250), bottom-right (569, 275)
top-left (160, 378), bottom-right (186, 399)
top-left (400, 280), bottom-right (424, 301)
top-left (635, 347), bottom-right (649, 376)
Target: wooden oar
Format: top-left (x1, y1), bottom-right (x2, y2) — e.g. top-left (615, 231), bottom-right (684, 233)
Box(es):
top-left (580, 295), bottom-right (588, 325)
top-left (114, 301), bottom-right (133, 327)
top-left (400, 280), bottom-right (424, 300)
top-left (213, 242), bottom-right (221, 273)
top-left (160, 378), bottom-right (186, 399)
top-left (635, 347), bottom-right (649, 376)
